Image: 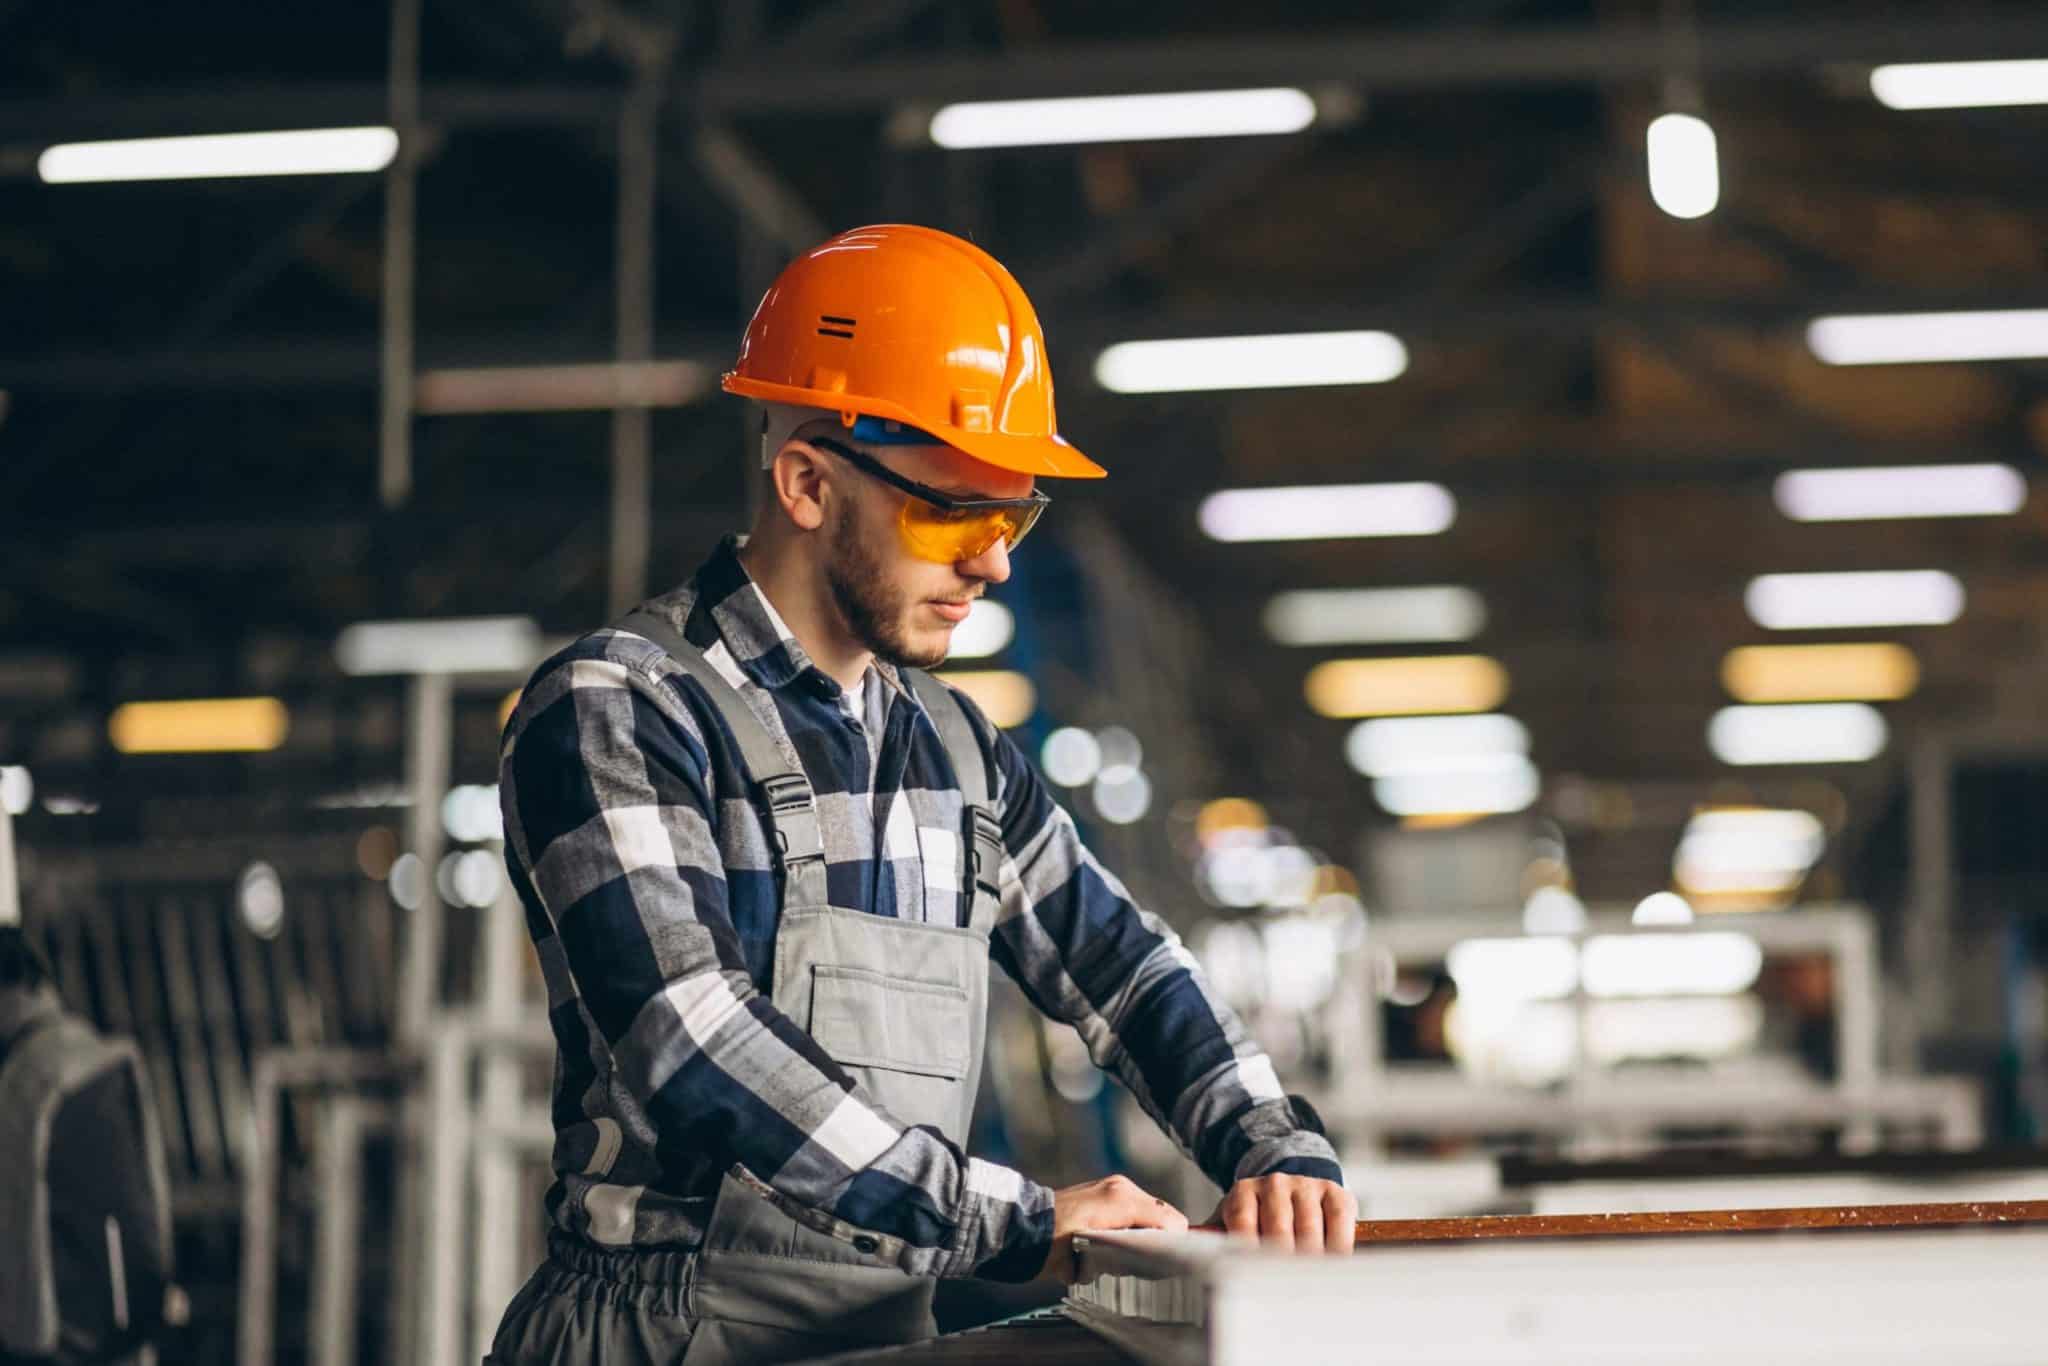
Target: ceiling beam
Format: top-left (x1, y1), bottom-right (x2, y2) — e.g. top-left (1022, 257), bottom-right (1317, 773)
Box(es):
top-left (11, 286), bottom-right (2048, 393)
top-left (8, 13), bottom-right (2048, 141)
top-left (690, 14), bottom-right (2048, 112)
top-left (0, 330), bottom-right (728, 393)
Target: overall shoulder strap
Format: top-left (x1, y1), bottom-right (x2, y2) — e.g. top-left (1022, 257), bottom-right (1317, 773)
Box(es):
top-left (613, 610), bottom-right (827, 908)
top-left (901, 669), bottom-right (1005, 934)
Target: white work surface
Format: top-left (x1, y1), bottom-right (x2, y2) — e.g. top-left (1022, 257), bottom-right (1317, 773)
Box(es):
top-left (1068, 1222), bottom-right (2048, 1365)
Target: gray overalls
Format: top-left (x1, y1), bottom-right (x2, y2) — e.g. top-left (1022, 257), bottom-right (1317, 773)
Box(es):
top-left (486, 610), bottom-right (1008, 1365)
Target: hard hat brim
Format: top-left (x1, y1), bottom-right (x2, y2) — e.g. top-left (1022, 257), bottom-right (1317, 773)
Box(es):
top-left (723, 373), bottom-right (1108, 479)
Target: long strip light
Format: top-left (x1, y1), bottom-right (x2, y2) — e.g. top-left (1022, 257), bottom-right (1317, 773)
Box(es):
top-left (929, 87), bottom-right (1317, 149)
top-left (109, 697), bottom-right (290, 754)
top-left (415, 362), bottom-right (709, 414)
top-left (1374, 754), bottom-right (1538, 817)
top-left (1744, 571), bottom-right (1963, 630)
top-left (1807, 310), bottom-right (2048, 366)
top-left (39, 127), bottom-right (399, 184)
top-left (1675, 807), bottom-right (1825, 897)
top-left (1708, 703), bottom-right (1888, 766)
top-left (1097, 331), bottom-right (1408, 394)
top-left (1871, 59), bottom-right (2048, 110)
top-left (1774, 464), bottom-right (2026, 521)
top-left (1350, 711), bottom-right (1538, 824)
top-left (1200, 482), bottom-right (1453, 542)
top-left (1345, 713), bottom-right (1529, 778)
top-left (1721, 643), bottom-right (1920, 703)
top-left (1646, 112), bottom-right (1719, 220)
top-left (1264, 586), bottom-right (1485, 645)
top-left (1305, 655), bottom-right (1508, 719)
top-left (336, 617), bottom-right (543, 676)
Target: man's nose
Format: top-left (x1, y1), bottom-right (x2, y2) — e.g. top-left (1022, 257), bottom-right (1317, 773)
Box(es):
top-left (957, 537), bottom-right (1012, 584)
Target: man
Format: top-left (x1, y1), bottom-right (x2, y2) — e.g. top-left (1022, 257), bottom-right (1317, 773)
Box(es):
top-left (489, 224), bottom-right (1352, 1365)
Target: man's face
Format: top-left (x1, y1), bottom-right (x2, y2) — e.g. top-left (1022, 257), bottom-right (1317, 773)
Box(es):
top-left (818, 440), bottom-right (1033, 670)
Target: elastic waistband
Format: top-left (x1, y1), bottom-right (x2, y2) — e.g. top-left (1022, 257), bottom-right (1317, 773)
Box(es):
top-left (545, 1232), bottom-right (701, 1288)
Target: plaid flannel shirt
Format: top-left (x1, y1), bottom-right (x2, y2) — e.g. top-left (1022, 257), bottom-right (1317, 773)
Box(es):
top-left (499, 536), bottom-right (1341, 1279)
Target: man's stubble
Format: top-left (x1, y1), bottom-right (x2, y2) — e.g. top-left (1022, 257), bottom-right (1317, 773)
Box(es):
top-left (824, 500), bottom-right (950, 671)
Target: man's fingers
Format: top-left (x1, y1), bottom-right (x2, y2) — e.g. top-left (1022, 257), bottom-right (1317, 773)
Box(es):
top-left (1324, 1185), bottom-right (1358, 1253)
top-left (1291, 1184), bottom-right (1324, 1255)
top-left (1222, 1189), bottom-right (1259, 1240)
top-left (1258, 1186), bottom-right (1295, 1250)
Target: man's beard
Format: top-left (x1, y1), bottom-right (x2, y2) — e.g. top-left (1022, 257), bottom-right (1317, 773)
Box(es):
top-left (825, 505), bottom-right (951, 669)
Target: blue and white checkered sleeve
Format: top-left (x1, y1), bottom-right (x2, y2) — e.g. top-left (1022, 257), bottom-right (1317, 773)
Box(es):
top-left (974, 714), bottom-right (1344, 1193)
top-left (501, 643), bottom-right (1050, 1277)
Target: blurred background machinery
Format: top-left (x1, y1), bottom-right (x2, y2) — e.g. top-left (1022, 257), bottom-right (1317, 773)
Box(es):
top-left (7, 1), bottom-right (2048, 1361)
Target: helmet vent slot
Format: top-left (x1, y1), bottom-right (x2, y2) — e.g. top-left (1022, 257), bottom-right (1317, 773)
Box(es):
top-left (817, 313), bottom-right (857, 339)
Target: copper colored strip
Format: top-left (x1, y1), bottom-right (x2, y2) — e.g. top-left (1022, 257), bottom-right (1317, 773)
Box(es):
top-left (1355, 1199), bottom-right (2048, 1245)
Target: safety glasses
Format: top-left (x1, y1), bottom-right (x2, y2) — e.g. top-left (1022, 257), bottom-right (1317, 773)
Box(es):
top-left (810, 436), bottom-right (1052, 564)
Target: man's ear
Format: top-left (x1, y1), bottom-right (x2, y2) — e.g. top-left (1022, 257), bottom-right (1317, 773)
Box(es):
top-left (768, 441), bottom-right (830, 532)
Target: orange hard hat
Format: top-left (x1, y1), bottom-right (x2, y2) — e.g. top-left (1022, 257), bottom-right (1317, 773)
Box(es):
top-left (722, 224), bottom-right (1106, 479)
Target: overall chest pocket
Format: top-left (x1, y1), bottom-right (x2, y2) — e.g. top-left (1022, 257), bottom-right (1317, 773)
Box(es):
top-left (809, 966), bottom-right (971, 1134)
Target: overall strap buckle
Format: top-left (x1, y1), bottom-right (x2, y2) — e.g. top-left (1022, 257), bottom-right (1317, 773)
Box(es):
top-left (758, 772), bottom-right (825, 876)
top-left (964, 804), bottom-right (1005, 933)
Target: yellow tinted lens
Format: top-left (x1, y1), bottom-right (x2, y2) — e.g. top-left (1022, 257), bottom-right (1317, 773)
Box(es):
top-left (899, 502), bottom-right (1021, 563)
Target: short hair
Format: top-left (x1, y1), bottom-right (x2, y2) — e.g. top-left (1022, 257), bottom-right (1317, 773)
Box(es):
top-left (759, 403), bottom-right (849, 470)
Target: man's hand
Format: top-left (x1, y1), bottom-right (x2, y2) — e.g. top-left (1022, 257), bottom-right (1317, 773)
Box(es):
top-left (1036, 1174), bottom-right (1189, 1283)
top-left (1210, 1173), bottom-right (1357, 1253)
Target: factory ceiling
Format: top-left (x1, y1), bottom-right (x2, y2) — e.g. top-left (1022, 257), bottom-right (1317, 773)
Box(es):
top-left (5, 0), bottom-right (2048, 900)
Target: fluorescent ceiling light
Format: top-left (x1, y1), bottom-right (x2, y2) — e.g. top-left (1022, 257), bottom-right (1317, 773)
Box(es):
top-left (1097, 331), bottom-right (1408, 394)
top-left (1675, 807), bottom-right (1825, 895)
top-left (1744, 570), bottom-right (1963, 630)
top-left (1305, 654), bottom-right (1507, 719)
top-left (1581, 932), bottom-right (1763, 998)
top-left (929, 87), bottom-right (1316, 149)
top-left (1870, 59), bottom-right (2048, 110)
top-left (1774, 463), bottom-right (2026, 521)
top-left (1721, 642), bottom-right (1920, 703)
top-left (931, 670), bottom-right (1036, 728)
top-left (336, 616), bottom-right (543, 676)
top-left (946, 599), bottom-right (1015, 660)
top-left (1264, 586), bottom-right (1485, 645)
top-left (1373, 753), bottom-right (1539, 817)
top-left (1200, 482), bottom-right (1452, 542)
top-left (1345, 713), bottom-right (1528, 778)
top-left (39, 126), bottom-right (399, 184)
top-left (108, 697), bottom-right (289, 754)
top-left (1708, 703), bottom-right (1888, 766)
top-left (1646, 112), bottom-right (1719, 220)
top-left (415, 362), bottom-right (709, 414)
top-left (1807, 310), bottom-right (2048, 365)
top-left (41, 795), bottom-right (100, 816)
